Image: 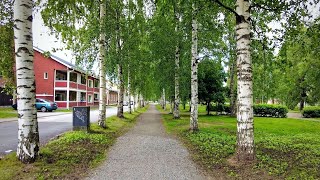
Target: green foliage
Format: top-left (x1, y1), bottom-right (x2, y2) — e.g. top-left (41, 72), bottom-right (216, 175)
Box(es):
top-left (185, 131), bottom-right (236, 167)
top-left (302, 106), bottom-right (320, 118)
top-left (198, 59), bottom-right (226, 105)
top-left (209, 104), bottom-right (230, 114)
top-left (254, 104), bottom-right (288, 118)
top-left (159, 106), bottom-right (320, 179)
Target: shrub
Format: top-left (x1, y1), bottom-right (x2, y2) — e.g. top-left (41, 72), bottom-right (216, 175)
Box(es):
top-left (253, 104), bottom-right (288, 118)
top-left (209, 104), bottom-right (230, 114)
top-left (302, 106), bottom-right (320, 118)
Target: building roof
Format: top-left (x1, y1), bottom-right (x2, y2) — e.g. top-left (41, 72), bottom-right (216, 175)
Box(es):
top-left (33, 47), bottom-right (98, 79)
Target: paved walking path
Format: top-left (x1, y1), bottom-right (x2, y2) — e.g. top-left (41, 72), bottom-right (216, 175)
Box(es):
top-left (86, 104), bottom-right (209, 180)
top-left (287, 112), bottom-right (320, 122)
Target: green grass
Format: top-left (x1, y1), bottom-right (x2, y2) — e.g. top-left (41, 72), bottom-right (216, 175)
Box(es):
top-left (0, 107), bottom-right (17, 119)
top-left (54, 109), bottom-right (72, 112)
top-left (158, 104), bottom-right (320, 179)
top-left (0, 106), bottom-right (149, 180)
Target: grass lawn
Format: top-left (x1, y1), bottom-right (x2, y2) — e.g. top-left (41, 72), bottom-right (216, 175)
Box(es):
top-left (0, 106), bottom-right (148, 179)
top-left (0, 107), bottom-right (17, 119)
top-left (158, 104), bottom-right (320, 179)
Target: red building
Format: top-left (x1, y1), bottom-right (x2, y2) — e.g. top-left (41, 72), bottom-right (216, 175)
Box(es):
top-left (34, 47), bottom-right (100, 109)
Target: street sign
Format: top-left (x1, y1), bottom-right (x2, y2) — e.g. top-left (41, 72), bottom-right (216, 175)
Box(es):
top-left (73, 106), bottom-right (90, 131)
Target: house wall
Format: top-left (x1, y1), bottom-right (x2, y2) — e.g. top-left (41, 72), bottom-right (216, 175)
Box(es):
top-left (34, 51), bottom-right (67, 97)
top-left (33, 49), bottom-right (101, 109)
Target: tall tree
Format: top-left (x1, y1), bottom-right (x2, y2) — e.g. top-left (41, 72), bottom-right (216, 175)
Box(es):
top-left (14, 0), bottom-right (39, 163)
top-left (173, 4), bottom-right (181, 119)
top-left (198, 59), bottom-right (226, 115)
top-left (235, 0), bottom-right (254, 161)
top-left (190, 2), bottom-right (199, 132)
top-left (98, 0), bottom-right (107, 128)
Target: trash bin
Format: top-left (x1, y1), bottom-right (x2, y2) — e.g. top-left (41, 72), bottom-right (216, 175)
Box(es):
top-left (73, 106), bottom-right (90, 131)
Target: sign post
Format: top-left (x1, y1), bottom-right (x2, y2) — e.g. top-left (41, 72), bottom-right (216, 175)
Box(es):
top-left (73, 106), bottom-right (90, 131)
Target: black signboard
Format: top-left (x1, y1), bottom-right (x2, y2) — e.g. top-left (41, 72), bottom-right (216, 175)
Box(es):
top-left (73, 106), bottom-right (90, 131)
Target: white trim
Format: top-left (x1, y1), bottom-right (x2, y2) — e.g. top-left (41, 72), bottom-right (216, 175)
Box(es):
top-left (67, 70), bottom-right (70, 109)
top-left (54, 69), bottom-right (56, 101)
top-left (36, 94), bottom-right (54, 96)
top-left (88, 79), bottom-right (93, 88)
top-left (44, 72), bottom-right (48, 79)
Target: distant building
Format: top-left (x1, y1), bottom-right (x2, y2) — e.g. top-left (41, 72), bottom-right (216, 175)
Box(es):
top-left (33, 47), bottom-right (118, 109)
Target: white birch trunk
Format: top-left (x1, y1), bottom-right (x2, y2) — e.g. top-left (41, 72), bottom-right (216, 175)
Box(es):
top-left (14, 0), bottom-right (40, 163)
top-left (190, 3), bottom-right (199, 132)
top-left (137, 93), bottom-right (140, 108)
top-left (98, 0), bottom-right (107, 128)
top-left (128, 68), bottom-right (132, 114)
top-left (117, 64), bottom-right (124, 118)
top-left (162, 88), bottom-right (166, 110)
top-left (174, 24), bottom-right (180, 119)
top-left (236, 0), bottom-right (254, 161)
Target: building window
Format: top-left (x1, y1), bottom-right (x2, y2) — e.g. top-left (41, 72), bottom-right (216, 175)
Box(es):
top-left (44, 72), bottom-right (48, 79)
top-left (56, 70), bottom-right (67, 80)
top-left (94, 80), bottom-right (99, 88)
top-left (88, 79), bottom-right (93, 88)
top-left (55, 91), bottom-right (67, 101)
top-left (88, 95), bottom-right (93, 103)
top-left (69, 91), bottom-right (77, 101)
top-left (70, 72), bottom-right (77, 82)
top-left (94, 94), bottom-right (99, 101)
top-left (80, 92), bottom-right (86, 101)
top-left (81, 75), bottom-right (86, 85)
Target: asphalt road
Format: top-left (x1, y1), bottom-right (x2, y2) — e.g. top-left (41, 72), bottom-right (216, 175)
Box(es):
top-left (0, 106), bottom-right (128, 156)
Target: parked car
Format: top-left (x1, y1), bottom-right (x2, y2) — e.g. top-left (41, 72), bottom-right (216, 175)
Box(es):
top-left (12, 98), bottom-right (58, 112)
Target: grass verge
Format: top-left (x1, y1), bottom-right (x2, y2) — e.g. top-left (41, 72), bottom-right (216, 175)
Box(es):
top-left (0, 106), bottom-right (148, 180)
top-left (0, 107), bottom-right (17, 119)
top-left (157, 104), bottom-right (320, 179)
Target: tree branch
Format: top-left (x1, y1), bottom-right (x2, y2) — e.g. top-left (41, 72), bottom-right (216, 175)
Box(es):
top-left (250, 3), bottom-right (280, 12)
top-left (209, 0), bottom-right (240, 18)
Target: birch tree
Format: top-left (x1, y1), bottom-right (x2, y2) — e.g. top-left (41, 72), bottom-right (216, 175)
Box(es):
top-left (173, 5), bottom-right (181, 119)
top-left (98, 0), bottom-right (107, 128)
top-left (14, 0), bottom-right (40, 163)
top-left (234, 0), bottom-right (254, 161)
top-left (190, 2), bottom-right (199, 132)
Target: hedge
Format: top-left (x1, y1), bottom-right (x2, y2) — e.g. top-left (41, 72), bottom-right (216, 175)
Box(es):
top-left (302, 106), bottom-right (320, 118)
top-left (209, 104), bottom-right (288, 118)
top-left (253, 104), bottom-right (288, 118)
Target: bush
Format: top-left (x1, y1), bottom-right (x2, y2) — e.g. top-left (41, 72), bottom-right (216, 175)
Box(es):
top-left (253, 104), bottom-right (288, 118)
top-left (209, 104), bottom-right (230, 114)
top-left (302, 106), bottom-right (320, 118)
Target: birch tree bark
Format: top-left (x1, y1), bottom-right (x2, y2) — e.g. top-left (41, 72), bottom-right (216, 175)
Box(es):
top-left (128, 67), bottom-right (132, 114)
top-left (235, 0), bottom-right (254, 161)
top-left (190, 3), bottom-right (199, 132)
top-left (14, 0), bottom-right (40, 163)
top-left (173, 22), bottom-right (180, 119)
top-left (117, 64), bottom-right (124, 118)
top-left (162, 88), bottom-right (166, 110)
top-left (98, 0), bottom-right (107, 128)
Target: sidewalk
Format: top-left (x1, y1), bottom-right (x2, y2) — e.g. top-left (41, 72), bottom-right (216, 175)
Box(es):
top-left (287, 112), bottom-right (320, 122)
top-left (86, 104), bottom-right (209, 180)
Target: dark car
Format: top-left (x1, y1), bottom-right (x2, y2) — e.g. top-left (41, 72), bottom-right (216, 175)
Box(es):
top-left (12, 98), bottom-right (58, 112)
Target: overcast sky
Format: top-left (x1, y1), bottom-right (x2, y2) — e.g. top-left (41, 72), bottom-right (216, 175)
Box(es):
top-left (33, 10), bottom-right (74, 63)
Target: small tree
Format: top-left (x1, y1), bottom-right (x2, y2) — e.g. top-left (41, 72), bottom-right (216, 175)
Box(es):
top-left (198, 59), bottom-right (226, 115)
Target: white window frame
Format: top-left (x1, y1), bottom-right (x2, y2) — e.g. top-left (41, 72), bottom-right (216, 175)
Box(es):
top-left (88, 94), bottom-right (93, 103)
top-left (88, 79), bottom-right (93, 88)
top-left (44, 72), bottom-right (48, 79)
